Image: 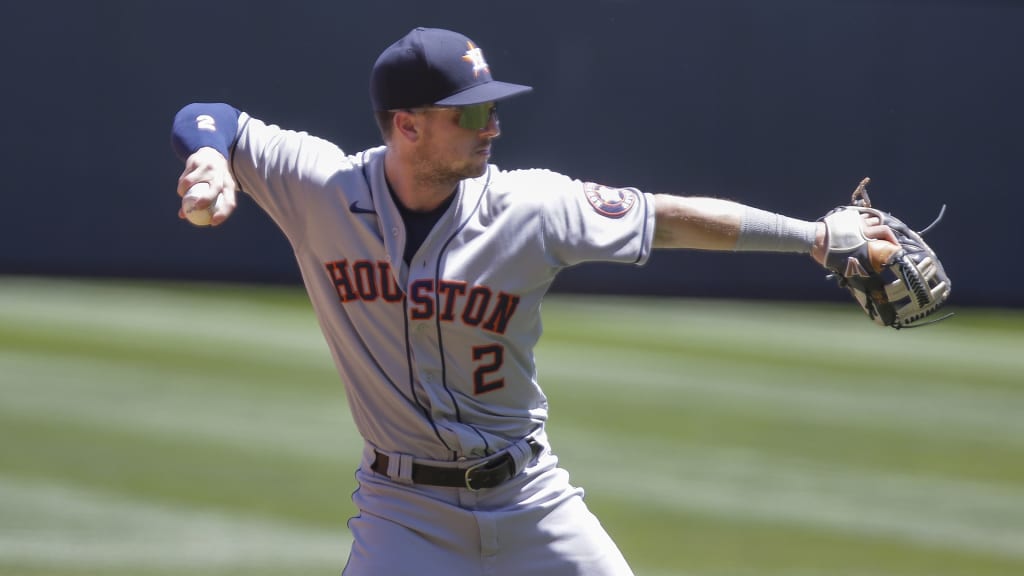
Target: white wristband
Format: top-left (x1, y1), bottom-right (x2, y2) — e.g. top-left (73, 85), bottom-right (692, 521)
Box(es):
top-left (734, 206), bottom-right (818, 253)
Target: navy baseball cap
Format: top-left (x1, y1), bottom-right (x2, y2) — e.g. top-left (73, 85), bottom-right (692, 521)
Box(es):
top-left (370, 27), bottom-right (533, 111)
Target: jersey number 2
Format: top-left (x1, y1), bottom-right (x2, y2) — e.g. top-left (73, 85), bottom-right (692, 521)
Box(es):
top-left (472, 344), bottom-right (505, 394)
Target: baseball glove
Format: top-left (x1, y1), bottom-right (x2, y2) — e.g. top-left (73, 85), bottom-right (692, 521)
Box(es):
top-left (820, 178), bottom-right (952, 328)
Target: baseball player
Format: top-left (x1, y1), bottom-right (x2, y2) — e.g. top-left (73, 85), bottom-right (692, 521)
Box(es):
top-left (170, 27), bottom-right (898, 575)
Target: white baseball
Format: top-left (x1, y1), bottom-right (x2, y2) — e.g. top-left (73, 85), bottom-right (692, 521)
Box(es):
top-left (182, 182), bottom-right (221, 227)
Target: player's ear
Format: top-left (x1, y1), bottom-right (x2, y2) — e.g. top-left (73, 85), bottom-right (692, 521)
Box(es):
top-left (393, 110), bottom-right (421, 143)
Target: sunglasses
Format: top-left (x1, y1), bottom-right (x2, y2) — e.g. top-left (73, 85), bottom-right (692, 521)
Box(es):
top-left (408, 102), bottom-right (498, 130)
top-left (454, 102), bottom-right (497, 130)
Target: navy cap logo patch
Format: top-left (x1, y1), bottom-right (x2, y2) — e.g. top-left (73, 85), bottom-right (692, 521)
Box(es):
top-left (583, 183), bottom-right (639, 219)
top-left (462, 41), bottom-right (490, 78)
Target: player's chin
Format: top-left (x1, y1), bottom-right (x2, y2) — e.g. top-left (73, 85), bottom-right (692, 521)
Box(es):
top-left (461, 159), bottom-right (489, 179)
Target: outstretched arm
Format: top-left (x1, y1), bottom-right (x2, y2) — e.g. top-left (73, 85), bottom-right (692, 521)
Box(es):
top-left (651, 194), bottom-right (896, 266)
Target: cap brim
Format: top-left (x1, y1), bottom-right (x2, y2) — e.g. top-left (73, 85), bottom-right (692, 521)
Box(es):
top-left (435, 81), bottom-right (533, 106)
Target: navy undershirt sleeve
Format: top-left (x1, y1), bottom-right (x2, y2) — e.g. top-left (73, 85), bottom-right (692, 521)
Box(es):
top-left (170, 103), bottom-right (241, 162)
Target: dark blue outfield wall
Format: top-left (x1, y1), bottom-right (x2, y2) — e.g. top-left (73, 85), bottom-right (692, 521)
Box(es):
top-left (1, 0), bottom-right (1020, 306)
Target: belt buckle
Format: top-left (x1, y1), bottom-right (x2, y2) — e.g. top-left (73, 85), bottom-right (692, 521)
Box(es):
top-left (464, 459), bottom-right (488, 491)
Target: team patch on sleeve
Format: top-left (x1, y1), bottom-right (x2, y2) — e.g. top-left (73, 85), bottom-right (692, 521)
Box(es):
top-left (583, 182), bottom-right (639, 219)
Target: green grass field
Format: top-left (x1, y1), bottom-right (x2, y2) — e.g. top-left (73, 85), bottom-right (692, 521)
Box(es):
top-left (1, 276), bottom-right (1022, 576)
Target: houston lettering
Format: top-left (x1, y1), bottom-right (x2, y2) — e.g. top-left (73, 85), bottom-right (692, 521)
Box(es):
top-left (324, 259), bottom-right (520, 335)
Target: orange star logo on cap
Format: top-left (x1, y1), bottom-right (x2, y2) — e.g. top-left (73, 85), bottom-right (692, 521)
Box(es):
top-left (461, 41), bottom-right (490, 78)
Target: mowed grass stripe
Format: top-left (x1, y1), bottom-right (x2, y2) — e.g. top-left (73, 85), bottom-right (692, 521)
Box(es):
top-left (0, 477), bottom-right (350, 570)
top-left (0, 406), bottom-right (355, 527)
top-left (540, 341), bottom-right (1024, 445)
top-left (0, 351), bottom-right (361, 462)
top-left (0, 278), bottom-right (333, 385)
top-left (540, 298), bottom-right (1021, 388)
top-left (552, 429), bottom-right (1024, 558)
top-left (537, 297), bottom-right (1024, 487)
top-left (538, 339), bottom-right (1024, 487)
top-left (589, 502), bottom-right (1024, 576)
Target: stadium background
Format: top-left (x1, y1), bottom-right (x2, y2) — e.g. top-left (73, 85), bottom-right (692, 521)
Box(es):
top-left (1, 0), bottom-right (1021, 306)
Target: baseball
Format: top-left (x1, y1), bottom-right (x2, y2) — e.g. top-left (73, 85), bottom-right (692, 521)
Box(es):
top-left (182, 182), bottom-right (221, 226)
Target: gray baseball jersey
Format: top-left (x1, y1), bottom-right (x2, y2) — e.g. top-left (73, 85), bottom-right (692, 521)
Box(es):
top-left (231, 113), bottom-right (655, 462)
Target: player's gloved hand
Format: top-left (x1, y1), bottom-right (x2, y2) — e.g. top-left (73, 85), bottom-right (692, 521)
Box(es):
top-left (809, 213), bottom-right (897, 267)
top-left (176, 146), bottom-right (238, 226)
top-left (819, 178), bottom-right (952, 328)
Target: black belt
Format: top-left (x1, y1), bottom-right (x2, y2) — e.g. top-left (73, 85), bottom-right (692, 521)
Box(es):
top-left (371, 438), bottom-right (541, 491)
